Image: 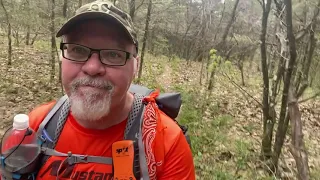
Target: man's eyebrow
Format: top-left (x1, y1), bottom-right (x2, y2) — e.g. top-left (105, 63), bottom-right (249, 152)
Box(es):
top-left (63, 34), bottom-right (130, 50)
top-left (114, 41), bottom-right (126, 49)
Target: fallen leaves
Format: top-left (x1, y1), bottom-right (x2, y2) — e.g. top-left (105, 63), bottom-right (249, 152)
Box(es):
top-left (0, 43), bottom-right (319, 179)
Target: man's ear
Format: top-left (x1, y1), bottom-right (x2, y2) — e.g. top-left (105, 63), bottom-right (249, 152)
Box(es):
top-left (133, 56), bottom-right (140, 76)
top-left (59, 51), bottom-right (63, 59)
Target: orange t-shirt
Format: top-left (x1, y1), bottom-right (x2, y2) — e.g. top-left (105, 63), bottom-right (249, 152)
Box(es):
top-left (25, 100), bottom-right (195, 180)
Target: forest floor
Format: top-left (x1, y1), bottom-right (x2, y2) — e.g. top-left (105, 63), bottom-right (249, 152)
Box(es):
top-left (0, 38), bottom-right (319, 179)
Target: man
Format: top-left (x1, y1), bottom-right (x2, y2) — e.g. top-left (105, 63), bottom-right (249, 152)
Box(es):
top-left (26, 0), bottom-right (195, 179)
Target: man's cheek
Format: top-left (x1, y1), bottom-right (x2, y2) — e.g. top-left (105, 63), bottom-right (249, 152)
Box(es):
top-left (61, 72), bottom-right (75, 94)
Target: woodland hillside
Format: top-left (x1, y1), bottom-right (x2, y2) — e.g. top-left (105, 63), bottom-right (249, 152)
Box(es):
top-left (0, 0), bottom-right (320, 179)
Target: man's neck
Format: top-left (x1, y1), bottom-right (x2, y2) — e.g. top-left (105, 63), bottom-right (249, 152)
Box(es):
top-left (75, 92), bottom-right (134, 130)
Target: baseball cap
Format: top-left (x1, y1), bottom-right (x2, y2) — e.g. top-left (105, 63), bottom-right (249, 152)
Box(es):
top-left (56, 0), bottom-right (138, 52)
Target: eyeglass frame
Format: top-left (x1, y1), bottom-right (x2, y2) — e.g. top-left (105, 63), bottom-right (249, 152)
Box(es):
top-left (59, 42), bottom-right (137, 66)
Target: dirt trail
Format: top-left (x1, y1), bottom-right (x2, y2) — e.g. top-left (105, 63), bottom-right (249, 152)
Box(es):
top-left (158, 61), bottom-right (173, 92)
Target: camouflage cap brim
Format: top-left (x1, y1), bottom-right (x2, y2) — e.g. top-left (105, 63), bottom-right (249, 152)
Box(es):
top-left (56, 11), bottom-right (137, 46)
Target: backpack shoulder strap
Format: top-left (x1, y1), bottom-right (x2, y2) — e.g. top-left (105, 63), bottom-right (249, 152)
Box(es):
top-left (37, 95), bottom-right (70, 165)
top-left (129, 84), bottom-right (154, 96)
top-left (37, 95), bottom-right (68, 144)
top-left (124, 94), bottom-right (150, 180)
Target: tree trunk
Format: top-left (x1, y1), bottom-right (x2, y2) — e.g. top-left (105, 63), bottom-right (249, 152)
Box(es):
top-left (128, 0), bottom-right (135, 21)
top-left (199, 55), bottom-right (205, 86)
top-left (217, 0), bottom-right (240, 56)
top-left (195, 0), bottom-right (208, 64)
top-left (268, 24), bottom-right (278, 77)
top-left (137, 0), bottom-right (152, 82)
top-left (206, 53), bottom-right (211, 81)
top-left (78, 0), bottom-right (82, 8)
top-left (50, 0), bottom-right (56, 82)
top-left (207, 67), bottom-right (216, 91)
top-left (272, 0), bottom-right (298, 174)
top-left (295, 42), bottom-right (309, 94)
top-left (239, 60), bottom-right (245, 86)
top-left (0, 0), bottom-right (12, 66)
top-left (220, 0), bottom-right (239, 43)
top-left (298, 5), bottom-right (319, 96)
top-left (63, 0), bottom-right (68, 18)
top-left (288, 87), bottom-right (310, 180)
top-left (310, 59), bottom-right (319, 87)
top-left (213, 1), bottom-right (225, 42)
top-left (25, 26), bottom-right (30, 45)
top-left (31, 33), bottom-right (38, 45)
top-left (295, 0), bottom-right (320, 97)
top-left (149, 27), bottom-right (156, 55)
top-left (260, 0), bottom-right (272, 161)
top-left (13, 29), bottom-right (20, 47)
top-left (25, 0), bottom-right (30, 45)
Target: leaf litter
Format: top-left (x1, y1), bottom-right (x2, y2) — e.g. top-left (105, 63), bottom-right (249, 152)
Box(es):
top-left (0, 44), bottom-right (319, 179)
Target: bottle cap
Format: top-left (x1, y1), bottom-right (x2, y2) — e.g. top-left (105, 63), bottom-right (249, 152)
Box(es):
top-left (13, 114), bottom-right (29, 130)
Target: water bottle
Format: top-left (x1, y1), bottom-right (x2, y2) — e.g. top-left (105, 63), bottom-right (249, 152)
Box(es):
top-left (1, 114), bottom-right (38, 171)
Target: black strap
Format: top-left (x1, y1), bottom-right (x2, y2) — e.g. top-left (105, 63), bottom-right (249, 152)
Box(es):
top-left (37, 95), bottom-right (68, 166)
top-left (37, 95), bottom-right (68, 142)
top-left (129, 84), bottom-right (154, 96)
top-left (124, 94), bottom-right (145, 180)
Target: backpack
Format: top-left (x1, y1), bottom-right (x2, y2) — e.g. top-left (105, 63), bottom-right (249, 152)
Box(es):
top-left (35, 84), bottom-right (191, 180)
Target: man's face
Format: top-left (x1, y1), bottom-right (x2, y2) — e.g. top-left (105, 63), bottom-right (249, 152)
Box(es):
top-left (61, 19), bottom-right (137, 122)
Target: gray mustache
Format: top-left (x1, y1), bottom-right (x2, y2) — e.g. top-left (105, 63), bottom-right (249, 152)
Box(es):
top-left (71, 77), bottom-right (114, 91)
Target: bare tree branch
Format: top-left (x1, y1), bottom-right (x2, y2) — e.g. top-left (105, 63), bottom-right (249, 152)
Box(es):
top-left (220, 72), bottom-right (263, 108)
top-left (295, 0), bottom-right (320, 42)
top-left (256, 0), bottom-right (263, 8)
top-left (265, 42), bottom-right (278, 46)
top-left (273, 0), bottom-right (299, 173)
top-left (298, 91), bottom-right (320, 103)
top-left (135, 0), bottom-right (146, 12)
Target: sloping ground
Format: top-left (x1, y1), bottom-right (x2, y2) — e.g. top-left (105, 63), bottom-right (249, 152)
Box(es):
top-left (169, 59), bottom-right (320, 179)
top-left (0, 44), bottom-right (319, 179)
top-left (0, 45), bottom-right (62, 134)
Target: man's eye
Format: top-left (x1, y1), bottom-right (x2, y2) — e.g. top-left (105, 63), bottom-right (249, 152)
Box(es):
top-left (104, 51), bottom-right (123, 58)
top-left (108, 51), bottom-right (121, 58)
top-left (71, 46), bottom-right (88, 54)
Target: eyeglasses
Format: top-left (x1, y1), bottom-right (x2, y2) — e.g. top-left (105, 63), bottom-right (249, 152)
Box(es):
top-left (60, 43), bottom-right (134, 66)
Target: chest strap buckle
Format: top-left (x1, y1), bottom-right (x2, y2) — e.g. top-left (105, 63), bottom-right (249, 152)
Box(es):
top-left (67, 151), bottom-right (88, 165)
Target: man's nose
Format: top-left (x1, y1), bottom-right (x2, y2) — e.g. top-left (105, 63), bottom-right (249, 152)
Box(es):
top-left (81, 52), bottom-right (105, 76)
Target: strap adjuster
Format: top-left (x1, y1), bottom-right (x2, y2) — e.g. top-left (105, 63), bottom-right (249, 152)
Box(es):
top-left (67, 151), bottom-right (88, 165)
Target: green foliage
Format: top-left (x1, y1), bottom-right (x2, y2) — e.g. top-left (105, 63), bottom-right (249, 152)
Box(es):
top-left (175, 87), bottom-right (202, 125)
top-left (33, 40), bottom-right (51, 52)
top-left (211, 114), bottom-right (233, 129)
top-left (211, 170), bottom-right (235, 180)
top-left (134, 53), bottom-right (167, 91)
top-left (223, 60), bottom-right (233, 70)
top-left (209, 48), bottom-right (217, 56)
top-left (243, 122), bottom-right (256, 134)
top-left (310, 168), bottom-right (320, 179)
top-left (208, 48), bottom-right (234, 75)
top-left (150, 34), bottom-right (169, 55)
top-left (208, 49), bottom-right (224, 73)
top-left (235, 140), bottom-right (252, 171)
